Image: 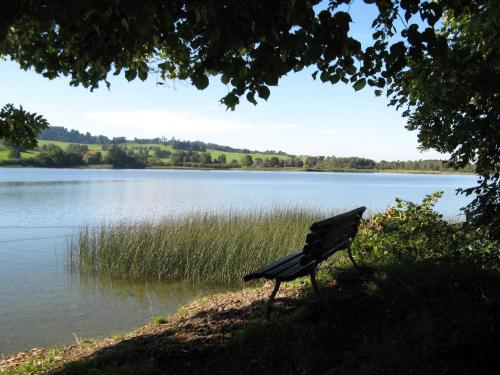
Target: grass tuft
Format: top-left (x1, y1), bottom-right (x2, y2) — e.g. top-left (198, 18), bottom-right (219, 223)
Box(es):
top-left (151, 315), bottom-right (167, 325)
top-left (68, 207), bottom-right (331, 284)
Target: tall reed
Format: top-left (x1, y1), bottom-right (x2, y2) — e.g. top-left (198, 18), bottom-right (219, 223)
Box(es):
top-left (68, 208), bottom-right (331, 284)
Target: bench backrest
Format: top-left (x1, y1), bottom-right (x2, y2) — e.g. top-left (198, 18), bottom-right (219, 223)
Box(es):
top-left (302, 206), bottom-right (366, 261)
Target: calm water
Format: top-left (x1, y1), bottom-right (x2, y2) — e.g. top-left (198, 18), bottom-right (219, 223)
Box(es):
top-left (0, 168), bottom-right (476, 355)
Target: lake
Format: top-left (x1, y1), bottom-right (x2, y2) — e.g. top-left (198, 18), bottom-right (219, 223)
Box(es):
top-left (0, 168), bottom-right (476, 355)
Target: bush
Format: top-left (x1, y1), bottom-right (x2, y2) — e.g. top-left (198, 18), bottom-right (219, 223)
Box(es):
top-left (353, 192), bottom-right (498, 269)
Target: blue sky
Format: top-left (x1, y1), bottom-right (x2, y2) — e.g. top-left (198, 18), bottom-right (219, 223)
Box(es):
top-left (0, 2), bottom-right (443, 161)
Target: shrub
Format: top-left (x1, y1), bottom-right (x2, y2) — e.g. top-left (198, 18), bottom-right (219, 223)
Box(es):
top-left (353, 192), bottom-right (498, 269)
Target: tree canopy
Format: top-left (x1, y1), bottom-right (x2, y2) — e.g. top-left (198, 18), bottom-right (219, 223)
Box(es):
top-left (1, 0), bottom-right (458, 106)
top-left (0, 0), bottom-right (498, 237)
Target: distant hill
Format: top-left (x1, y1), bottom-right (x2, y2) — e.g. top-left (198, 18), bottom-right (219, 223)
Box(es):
top-left (0, 126), bottom-right (474, 173)
top-left (39, 126), bottom-right (289, 156)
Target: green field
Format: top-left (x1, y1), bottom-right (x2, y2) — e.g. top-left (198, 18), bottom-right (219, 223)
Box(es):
top-left (37, 140), bottom-right (103, 151)
top-left (0, 140), bottom-right (293, 165)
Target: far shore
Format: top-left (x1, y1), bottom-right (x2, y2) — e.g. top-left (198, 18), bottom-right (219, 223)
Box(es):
top-left (0, 164), bottom-right (475, 175)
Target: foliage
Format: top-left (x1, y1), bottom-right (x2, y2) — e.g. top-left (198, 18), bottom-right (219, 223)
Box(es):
top-left (66, 143), bottom-right (89, 155)
top-left (36, 144), bottom-right (84, 167)
top-left (106, 145), bottom-right (146, 169)
top-left (354, 192), bottom-right (499, 268)
top-left (388, 0), bottom-right (500, 238)
top-left (0, 0), bottom-right (462, 108)
top-left (240, 154), bottom-right (253, 167)
top-left (0, 103), bottom-right (48, 149)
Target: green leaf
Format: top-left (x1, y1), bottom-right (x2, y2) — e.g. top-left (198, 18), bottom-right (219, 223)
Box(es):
top-left (353, 78), bottom-right (366, 91)
top-left (330, 74), bottom-right (340, 84)
top-left (220, 74), bottom-right (230, 85)
top-left (125, 69), bottom-right (137, 81)
top-left (192, 74), bottom-right (209, 90)
top-left (138, 69), bottom-right (148, 81)
top-left (264, 72), bottom-right (279, 86)
top-left (138, 63), bottom-right (148, 81)
top-left (344, 65), bottom-right (356, 75)
top-left (257, 86), bottom-right (270, 100)
top-left (246, 91), bottom-right (257, 105)
top-left (222, 92), bottom-right (239, 110)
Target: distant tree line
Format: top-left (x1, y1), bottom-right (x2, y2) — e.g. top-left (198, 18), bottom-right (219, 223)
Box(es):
top-left (39, 127), bottom-right (288, 155)
top-left (2, 130), bottom-right (475, 172)
top-left (377, 160), bottom-right (475, 173)
top-left (304, 156), bottom-right (474, 172)
top-left (39, 126), bottom-right (111, 144)
top-left (1, 142), bottom-right (148, 169)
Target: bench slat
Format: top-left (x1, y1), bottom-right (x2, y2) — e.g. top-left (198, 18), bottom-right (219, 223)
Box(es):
top-left (304, 218), bottom-right (358, 254)
top-left (301, 238), bottom-right (351, 264)
top-left (276, 259), bottom-right (317, 282)
top-left (316, 238), bottom-right (351, 262)
top-left (309, 207), bottom-right (366, 231)
top-left (243, 249), bottom-right (303, 281)
top-left (261, 256), bottom-right (305, 279)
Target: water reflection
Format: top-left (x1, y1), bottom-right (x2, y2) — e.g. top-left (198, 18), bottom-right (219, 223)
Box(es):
top-left (73, 272), bottom-right (231, 309)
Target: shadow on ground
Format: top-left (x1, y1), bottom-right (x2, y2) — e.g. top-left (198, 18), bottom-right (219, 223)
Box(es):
top-left (50, 262), bottom-right (500, 375)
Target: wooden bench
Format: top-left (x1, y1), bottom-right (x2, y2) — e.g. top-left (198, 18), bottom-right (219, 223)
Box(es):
top-left (243, 206), bottom-right (366, 318)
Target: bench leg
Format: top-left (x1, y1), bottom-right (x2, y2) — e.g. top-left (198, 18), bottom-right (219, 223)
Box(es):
top-left (266, 280), bottom-right (281, 319)
top-left (347, 243), bottom-right (373, 273)
top-left (347, 243), bottom-right (361, 270)
top-left (310, 269), bottom-right (327, 305)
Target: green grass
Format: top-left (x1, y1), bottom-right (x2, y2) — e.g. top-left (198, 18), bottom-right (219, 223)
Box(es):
top-left (68, 208), bottom-right (329, 284)
top-left (0, 150), bottom-right (36, 161)
top-left (205, 148), bottom-right (295, 162)
top-left (3, 349), bottom-right (63, 375)
top-left (151, 315), bottom-right (168, 325)
top-left (37, 140), bottom-right (102, 151)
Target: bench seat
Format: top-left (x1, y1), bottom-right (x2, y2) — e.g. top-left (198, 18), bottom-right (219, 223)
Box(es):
top-left (243, 207), bottom-right (366, 318)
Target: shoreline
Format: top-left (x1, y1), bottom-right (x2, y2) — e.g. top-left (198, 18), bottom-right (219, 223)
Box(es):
top-left (0, 164), bottom-right (475, 175)
top-left (0, 282), bottom-right (297, 374)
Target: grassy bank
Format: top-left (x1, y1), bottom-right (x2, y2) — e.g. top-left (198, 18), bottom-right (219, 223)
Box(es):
top-left (2, 263), bottom-right (499, 375)
top-left (68, 208), bottom-right (328, 284)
